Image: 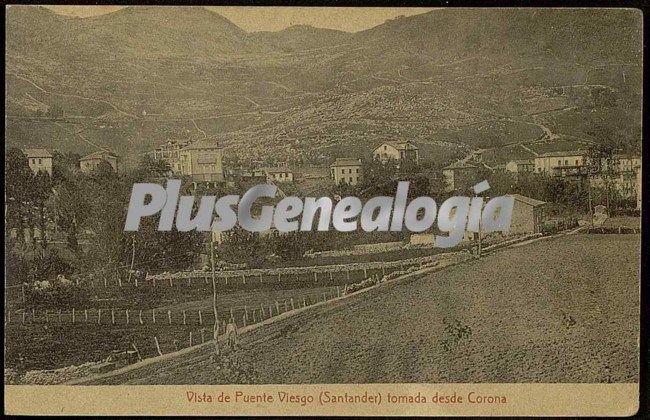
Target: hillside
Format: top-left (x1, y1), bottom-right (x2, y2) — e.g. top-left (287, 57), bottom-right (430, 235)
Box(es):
top-left (5, 6), bottom-right (643, 166)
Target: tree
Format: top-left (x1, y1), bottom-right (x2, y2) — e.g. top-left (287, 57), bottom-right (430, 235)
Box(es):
top-left (5, 148), bottom-right (33, 239)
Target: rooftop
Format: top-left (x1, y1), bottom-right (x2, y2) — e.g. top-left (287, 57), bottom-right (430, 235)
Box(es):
top-left (443, 162), bottom-right (478, 170)
top-left (257, 166), bottom-right (292, 173)
top-left (80, 150), bottom-right (118, 160)
top-left (375, 140), bottom-right (419, 151)
top-left (509, 194), bottom-right (546, 207)
top-left (330, 158), bottom-right (362, 167)
top-left (538, 150), bottom-right (588, 158)
top-left (182, 139), bottom-right (221, 150)
top-left (23, 148), bottom-right (52, 158)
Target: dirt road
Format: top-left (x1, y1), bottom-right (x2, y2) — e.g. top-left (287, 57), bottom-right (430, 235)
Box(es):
top-left (86, 233), bottom-right (640, 384)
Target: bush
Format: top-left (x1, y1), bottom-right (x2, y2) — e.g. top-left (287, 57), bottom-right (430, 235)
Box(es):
top-left (26, 275), bottom-right (90, 309)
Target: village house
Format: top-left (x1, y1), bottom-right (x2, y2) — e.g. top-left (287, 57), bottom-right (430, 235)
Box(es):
top-left (152, 139), bottom-right (190, 173)
top-left (534, 150), bottom-right (587, 178)
top-left (254, 167), bottom-right (294, 183)
top-left (80, 150), bottom-right (119, 173)
top-left (591, 155), bottom-right (642, 200)
top-left (508, 194), bottom-right (547, 235)
top-left (330, 158), bottom-right (363, 186)
top-left (22, 148), bottom-right (53, 176)
top-left (442, 162), bottom-right (480, 192)
top-left (505, 159), bottom-right (534, 174)
top-left (154, 139), bottom-right (223, 183)
top-left (178, 139), bottom-right (224, 183)
top-left (372, 140), bottom-right (420, 165)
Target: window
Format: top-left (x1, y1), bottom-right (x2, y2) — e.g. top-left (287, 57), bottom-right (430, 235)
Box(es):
top-left (356, 168), bottom-right (360, 173)
top-left (341, 169), bottom-right (345, 174)
top-left (348, 169), bottom-right (352, 174)
top-left (564, 160), bottom-right (568, 166)
top-left (38, 159), bottom-right (42, 164)
top-left (575, 159), bottom-right (579, 166)
top-left (349, 177), bottom-right (353, 183)
top-left (557, 160), bottom-right (561, 166)
top-left (383, 145), bottom-right (387, 150)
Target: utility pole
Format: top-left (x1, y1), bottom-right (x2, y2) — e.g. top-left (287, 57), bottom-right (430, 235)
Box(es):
top-left (127, 237), bottom-right (136, 283)
top-left (210, 235), bottom-right (220, 355)
top-left (477, 214), bottom-right (482, 258)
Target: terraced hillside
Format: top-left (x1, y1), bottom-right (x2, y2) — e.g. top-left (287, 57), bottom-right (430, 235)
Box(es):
top-left (5, 7), bottom-right (642, 166)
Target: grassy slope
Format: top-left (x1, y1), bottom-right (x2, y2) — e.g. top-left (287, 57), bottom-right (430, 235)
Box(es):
top-left (89, 233), bottom-right (639, 384)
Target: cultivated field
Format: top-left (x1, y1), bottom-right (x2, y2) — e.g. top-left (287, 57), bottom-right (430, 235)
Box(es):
top-left (86, 233), bottom-right (640, 384)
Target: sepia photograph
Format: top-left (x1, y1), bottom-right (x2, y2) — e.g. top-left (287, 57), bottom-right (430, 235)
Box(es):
top-left (3, 4), bottom-right (643, 416)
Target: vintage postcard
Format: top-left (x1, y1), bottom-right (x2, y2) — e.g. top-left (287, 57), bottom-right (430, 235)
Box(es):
top-left (4, 5), bottom-right (642, 416)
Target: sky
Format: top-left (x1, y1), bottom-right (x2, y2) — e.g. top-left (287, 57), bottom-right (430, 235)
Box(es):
top-left (44, 6), bottom-right (433, 33)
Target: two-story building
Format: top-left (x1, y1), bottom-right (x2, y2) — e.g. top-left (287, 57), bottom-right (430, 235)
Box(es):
top-left (153, 139), bottom-right (224, 183)
top-left (153, 139), bottom-right (190, 173)
top-left (442, 162), bottom-right (479, 192)
top-left (372, 140), bottom-right (419, 166)
top-left (505, 159), bottom-right (534, 174)
top-left (80, 150), bottom-right (119, 173)
top-left (254, 167), bottom-right (294, 183)
top-left (534, 150), bottom-right (587, 178)
top-left (330, 158), bottom-right (363, 186)
top-left (23, 148), bottom-right (53, 176)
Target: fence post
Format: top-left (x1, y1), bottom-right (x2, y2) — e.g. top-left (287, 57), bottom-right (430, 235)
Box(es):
top-left (135, 275), bottom-right (138, 288)
top-left (275, 301), bottom-right (280, 314)
top-left (167, 310), bottom-right (172, 325)
top-left (204, 273), bottom-right (208, 285)
top-left (97, 309), bottom-right (102, 324)
top-left (278, 273), bottom-right (281, 283)
top-left (22, 312), bottom-right (26, 325)
top-left (337, 285), bottom-right (340, 297)
top-left (154, 336), bottom-right (163, 356)
top-left (291, 298), bottom-right (295, 310)
top-left (346, 269), bottom-right (350, 281)
top-left (45, 310), bottom-right (48, 323)
top-left (329, 271), bottom-right (333, 281)
top-left (260, 304), bottom-right (265, 319)
top-left (182, 310), bottom-right (187, 325)
top-left (260, 273), bottom-right (263, 283)
top-left (200, 328), bottom-right (205, 344)
top-left (139, 310), bottom-right (143, 325)
top-left (382, 266), bottom-right (386, 276)
top-left (269, 304), bottom-right (274, 317)
top-left (303, 297), bottom-right (307, 307)
top-left (314, 272), bottom-right (317, 283)
top-left (111, 309), bottom-right (115, 324)
top-left (243, 313), bottom-right (247, 327)
top-left (189, 331), bottom-right (193, 347)
top-left (32, 307), bottom-right (35, 322)
top-left (198, 310), bottom-right (203, 325)
top-left (244, 305), bottom-right (248, 323)
top-left (125, 309), bottom-right (129, 325)
top-left (323, 293), bottom-right (326, 302)
top-left (168, 274), bottom-right (173, 287)
top-left (58, 309), bottom-right (62, 323)
top-left (152, 309), bottom-right (156, 324)
top-left (364, 268), bottom-right (368, 278)
top-left (72, 308), bottom-right (75, 324)
top-left (84, 309), bottom-right (88, 322)
top-left (229, 307), bottom-right (234, 321)
top-left (117, 271), bottom-right (122, 287)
